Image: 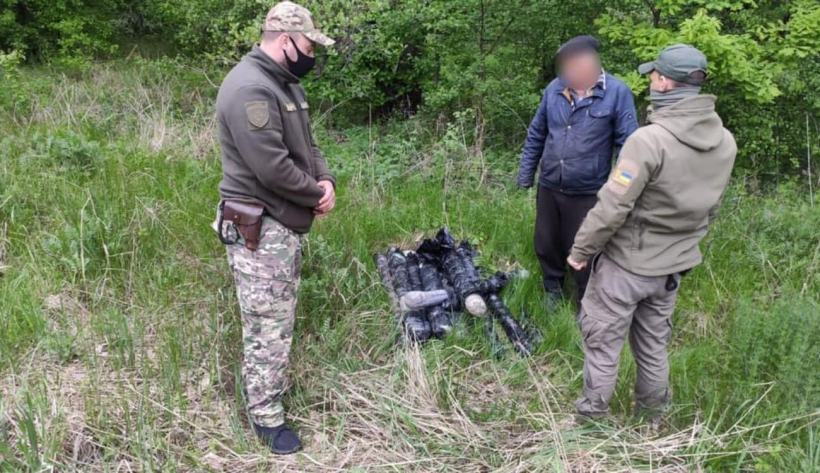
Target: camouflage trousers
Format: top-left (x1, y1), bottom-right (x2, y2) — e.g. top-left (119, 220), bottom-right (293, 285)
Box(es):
top-left (226, 216), bottom-right (302, 428)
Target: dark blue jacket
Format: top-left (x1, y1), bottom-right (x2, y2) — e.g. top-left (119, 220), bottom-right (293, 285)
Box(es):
top-left (518, 74), bottom-right (638, 195)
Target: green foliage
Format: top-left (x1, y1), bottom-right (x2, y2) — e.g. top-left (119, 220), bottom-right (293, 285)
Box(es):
top-left (130, 0), bottom-right (604, 134)
top-left (0, 49), bottom-right (26, 113)
top-left (24, 130), bottom-right (103, 177)
top-left (600, 4), bottom-right (777, 102)
top-left (2, 0), bottom-right (818, 179)
top-left (598, 0), bottom-right (820, 176)
top-left (727, 299), bottom-right (820, 411)
top-left (0, 0), bottom-right (122, 60)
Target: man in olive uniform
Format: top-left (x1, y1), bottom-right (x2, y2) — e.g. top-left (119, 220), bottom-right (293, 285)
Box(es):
top-left (214, 1), bottom-right (335, 454)
top-left (567, 45), bottom-right (736, 423)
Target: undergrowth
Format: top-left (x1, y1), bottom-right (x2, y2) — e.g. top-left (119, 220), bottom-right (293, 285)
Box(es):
top-left (0, 59), bottom-right (818, 472)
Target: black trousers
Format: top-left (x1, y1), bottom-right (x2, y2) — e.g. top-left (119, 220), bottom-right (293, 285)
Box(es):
top-left (534, 186), bottom-right (598, 299)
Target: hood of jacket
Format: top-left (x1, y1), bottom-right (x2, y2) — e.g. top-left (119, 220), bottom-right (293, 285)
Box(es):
top-left (648, 95), bottom-right (724, 152)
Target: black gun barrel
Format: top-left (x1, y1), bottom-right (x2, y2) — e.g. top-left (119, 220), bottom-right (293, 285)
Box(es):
top-left (419, 257), bottom-right (453, 337)
top-left (386, 249), bottom-right (431, 342)
top-left (477, 271), bottom-right (510, 294)
top-left (486, 294), bottom-right (534, 357)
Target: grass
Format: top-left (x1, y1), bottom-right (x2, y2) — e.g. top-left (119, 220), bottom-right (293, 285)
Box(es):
top-left (1, 58), bottom-right (819, 472)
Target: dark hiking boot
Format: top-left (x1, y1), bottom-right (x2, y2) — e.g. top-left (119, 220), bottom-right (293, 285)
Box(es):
top-left (647, 413), bottom-right (666, 435)
top-left (543, 278), bottom-right (564, 310)
top-left (253, 423), bottom-right (302, 455)
top-left (635, 401), bottom-right (670, 436)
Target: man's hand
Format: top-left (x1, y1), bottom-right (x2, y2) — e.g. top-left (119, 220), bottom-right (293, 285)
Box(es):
top-left (314, 180), bottom-right (336, 218)
top-left (567, 255), bottom-right (588, 271)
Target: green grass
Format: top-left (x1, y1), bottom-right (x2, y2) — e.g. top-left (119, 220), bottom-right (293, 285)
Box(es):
top-left (1, 58), bottom-right (819, 471)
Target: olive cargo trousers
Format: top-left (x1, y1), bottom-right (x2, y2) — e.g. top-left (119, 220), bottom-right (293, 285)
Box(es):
top-left (574, 253), bottom-right (679, 417)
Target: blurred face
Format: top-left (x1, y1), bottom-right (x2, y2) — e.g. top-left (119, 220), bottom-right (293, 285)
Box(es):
top-left (560, 52), bottom-right (601, 90)
top-left (649, 70), bottom-right (673, 92)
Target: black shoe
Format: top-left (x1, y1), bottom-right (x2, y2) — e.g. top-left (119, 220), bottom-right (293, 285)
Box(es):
top-left (253, 423), bottom-right (302, 455)
top-left (543, 278), bottom-right (563, 296)
top-left (543, 279), bottom-right (564, 310)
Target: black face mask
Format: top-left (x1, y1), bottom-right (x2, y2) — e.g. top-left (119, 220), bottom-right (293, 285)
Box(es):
top-left (285, 39), bottom-right (315, 78)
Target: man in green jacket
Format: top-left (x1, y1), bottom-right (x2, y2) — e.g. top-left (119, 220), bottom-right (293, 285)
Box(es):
top-left (215, 1), bottom-right (335, 454)
top-left (567, 44), bottom-right (736, 423)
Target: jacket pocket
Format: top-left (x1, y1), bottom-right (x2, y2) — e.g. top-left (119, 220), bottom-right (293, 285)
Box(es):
top-left (230, 218), bottom-right (299, 283)
top-left (283, 107), bottom-right (316, 176)
top-left (589, 107), bottom-right (612, 119)
top-left (591, 252), bottom-right (604, 274)
top-left (579, 308), bottom-right (618, 350)
top-left (637, 220), bottom-right (648, 251)
top-left (585, 106), bottom-right (614, 163)
top-left (587, 106), bottom-right (612, 122)
top-left (628, 215), bottom-right (642, 252)
top-left (540, 155), bottom-right (562, 187)
top-left (560, 155), bottom-right (600, 190)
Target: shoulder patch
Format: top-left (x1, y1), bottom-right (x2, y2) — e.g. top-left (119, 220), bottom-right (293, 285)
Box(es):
top-left (245, 101), bottom-right (269, 129)
top-left (608, 159), bottom-right (640, 196)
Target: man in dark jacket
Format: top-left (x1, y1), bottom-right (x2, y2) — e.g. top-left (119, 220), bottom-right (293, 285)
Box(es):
top-left (214, 1), bottom-right (335, 455)
top-left (518, 36), bottom-right (638, 304)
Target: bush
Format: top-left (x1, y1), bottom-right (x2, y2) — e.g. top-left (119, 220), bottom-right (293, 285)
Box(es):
top-left (706, 297), bottom-right (820, 425)
top-left (24, 130), bottom-right (102, 177)
top-left (0, 49), bottom-right (26, 113)
top-left (1, 0), bottom-right (819, 178)
top-left (0, 0), bottom-right (122, 60)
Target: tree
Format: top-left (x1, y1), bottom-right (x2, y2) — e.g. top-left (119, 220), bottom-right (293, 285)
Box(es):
top-left (596, 0), bottom-right (820, 174)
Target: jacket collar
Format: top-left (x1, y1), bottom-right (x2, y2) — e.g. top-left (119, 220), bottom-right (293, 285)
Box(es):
top-left (597, 70), bottom-right (607, 91)
top-left (648, 94), bottom-right (717, 121)
top-left (246, 45), bottom-right (299, 85)
top-left (556, 71), bottom-right (607, 102)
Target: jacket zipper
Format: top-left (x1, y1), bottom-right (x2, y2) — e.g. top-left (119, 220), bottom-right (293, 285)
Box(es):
top-left (287, 84), bottom-right (316, 177)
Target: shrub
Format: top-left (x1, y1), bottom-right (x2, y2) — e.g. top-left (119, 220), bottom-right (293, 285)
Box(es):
top-left (0, 0), bottom-right (122, 60)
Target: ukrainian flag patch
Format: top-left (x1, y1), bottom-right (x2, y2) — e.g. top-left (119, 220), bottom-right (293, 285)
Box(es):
top-left (608, 159), bottom-right (640, 195)
top-left (614, 170), bottom-right (634, 186)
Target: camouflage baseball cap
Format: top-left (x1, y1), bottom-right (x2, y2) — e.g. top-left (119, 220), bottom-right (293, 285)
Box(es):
top-left (263, 1), bottom-right (335, 46)
top-left (638, 44), bottom-right (708, 86)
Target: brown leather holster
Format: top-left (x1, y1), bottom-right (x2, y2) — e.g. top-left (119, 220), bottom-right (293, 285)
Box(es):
top-left (222, 201), bottom-right (265, 251)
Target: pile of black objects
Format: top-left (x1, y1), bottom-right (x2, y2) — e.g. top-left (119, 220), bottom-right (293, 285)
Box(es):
top-left (374, 228), bottom-right (539, 357)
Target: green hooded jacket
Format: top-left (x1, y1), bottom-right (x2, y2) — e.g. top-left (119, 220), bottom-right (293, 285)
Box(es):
top-left (217, 46), bottom-right (335, 234)
top-left (570, 95), bottom-right (736, 276)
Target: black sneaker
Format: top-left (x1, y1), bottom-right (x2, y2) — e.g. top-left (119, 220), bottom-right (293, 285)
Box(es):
top-left (253, 423), bottom-right (302, 455)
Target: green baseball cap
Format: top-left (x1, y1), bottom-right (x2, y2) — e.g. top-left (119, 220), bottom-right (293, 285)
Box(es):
top-left (638, 44), bottom-right (708, 86)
